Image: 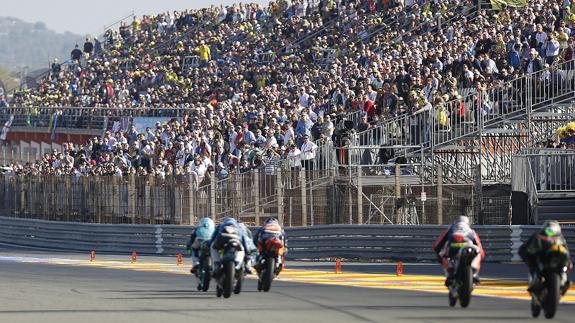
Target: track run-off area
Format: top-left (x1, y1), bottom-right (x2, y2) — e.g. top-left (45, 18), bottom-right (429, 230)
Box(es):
top-left (1, 246), bottom-right (574, 323)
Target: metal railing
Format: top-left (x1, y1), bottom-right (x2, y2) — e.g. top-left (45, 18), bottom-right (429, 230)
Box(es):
top-left (528, 152), bottom-right (575, 192)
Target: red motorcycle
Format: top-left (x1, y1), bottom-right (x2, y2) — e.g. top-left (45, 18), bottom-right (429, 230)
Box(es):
top-left (256, 237), bottom-right (285, 292)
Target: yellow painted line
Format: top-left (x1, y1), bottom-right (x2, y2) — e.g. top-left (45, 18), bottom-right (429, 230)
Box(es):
top-left (2, 256), bottom-right (574, 303)
top-left (275, 270), bottom-right (575, 303)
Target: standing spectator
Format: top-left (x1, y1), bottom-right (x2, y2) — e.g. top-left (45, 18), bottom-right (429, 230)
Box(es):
top-left (509, 43), bottom-right (522, 70)
top-left (545, 33), bottom-right (560, 65)
top-left (300, 134), bottom-right (318, 170)
top-left (526, 49), bottom-right (544, 74)
top-left (71, 44), bottom-right (83, 62)
top-left (51, 58), bottom-right (61, 78)
top-left (287, 144), bottom-right (301, 171)
top-left (295, 113), bottom-right (313, 145)
top-left (196, 40), bottom-right (211, 66)
top-left (83, 38), bottom-right (94, 57)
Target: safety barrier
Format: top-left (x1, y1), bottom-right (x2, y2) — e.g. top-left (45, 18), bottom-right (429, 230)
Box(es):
top-left (0, 216), bottom-right (572, 263)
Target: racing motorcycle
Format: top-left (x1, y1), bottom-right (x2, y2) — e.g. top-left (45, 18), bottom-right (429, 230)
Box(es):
top-left (257, 237), bottom-right (285, 292)
top-left (530, 243), bottom-right (571, 319)
top-left (195, 241), bottom-right (212, 292)
top-left (447, 236), bottom-right (479, 308)
top-left (215, 239), bottom-right (245, 299)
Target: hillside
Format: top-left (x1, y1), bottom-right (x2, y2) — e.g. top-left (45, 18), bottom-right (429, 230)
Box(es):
top-left (0, 17), bottom-right (82, 72)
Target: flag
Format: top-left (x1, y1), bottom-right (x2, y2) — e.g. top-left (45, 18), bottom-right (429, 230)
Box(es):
top-left (50, 113), bottom-right (58, 141)
top-left (0, 115), bottom-right (14, 141)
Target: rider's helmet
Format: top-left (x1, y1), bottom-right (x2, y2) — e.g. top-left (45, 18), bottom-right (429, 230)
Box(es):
top-left (222, 217), bottom-right (238, 227)
top-left (452, 216), bottom-right (470, 225)
top-left (195, 217), bottom-right (215, 240)
top-left (264, 217), bottom-right (279, 225)
top-left (199, 217), bottom-right (215, 229)
top-left (542, 220), bottom-right (562, 237)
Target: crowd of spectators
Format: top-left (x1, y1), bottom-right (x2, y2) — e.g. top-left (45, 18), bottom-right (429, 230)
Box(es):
top-left (547, 121), bottom-right (575, 148)
top-left (5, 0), bottom-right (575, 178)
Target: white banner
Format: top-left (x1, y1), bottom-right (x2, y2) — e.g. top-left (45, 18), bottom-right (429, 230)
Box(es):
top-left (0, 115), bottom-right (14, 141)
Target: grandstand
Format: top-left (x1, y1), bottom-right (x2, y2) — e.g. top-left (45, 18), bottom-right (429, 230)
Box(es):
top-left (1, 0), bottom-right (574, 226)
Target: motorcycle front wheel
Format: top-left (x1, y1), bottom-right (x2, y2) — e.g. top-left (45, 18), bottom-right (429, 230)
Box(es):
top-left (262, 257), bottom-right (275, 292)
top-left (531, 295), bottom-right (541, 318)
top-left (201, 268), bottom-right (211, 292)
top-left (459, 266), bottom-right (473, 308)
top-left (223, 262), bottom-right (235, 299)
top-left (448, 290), bottom-right (457, 307)
top-left (544, 273), bottom-right (560, 319)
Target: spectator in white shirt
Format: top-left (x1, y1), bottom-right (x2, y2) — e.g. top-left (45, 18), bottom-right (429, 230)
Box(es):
top-left (300, 134), bottom-right (318, 170)
top-left (287, 144), bottom-right (301, 171)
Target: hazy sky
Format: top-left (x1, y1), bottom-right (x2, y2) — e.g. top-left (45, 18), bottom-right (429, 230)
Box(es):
top-left (2, 0), bottom-right (269, 35)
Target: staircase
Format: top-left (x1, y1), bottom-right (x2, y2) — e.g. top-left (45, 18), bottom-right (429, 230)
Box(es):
top-left (536, 195), bottom-right (575, 224)
top-left (352, 58), bottom-right (575, 185)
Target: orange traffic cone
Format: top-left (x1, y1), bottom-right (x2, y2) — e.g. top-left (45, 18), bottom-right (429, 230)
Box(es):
top-left (177, 254), bottom-right (183, 266)
top-left (131, 251), bottom-right (137, 263)
top-left (335, 258), bottom-right (342, 274)
top-left (396, 261), bottom-right (404, 276)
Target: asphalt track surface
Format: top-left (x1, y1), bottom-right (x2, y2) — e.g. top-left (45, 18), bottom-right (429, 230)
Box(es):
top-left (1, 246), bottom-right (575, 323)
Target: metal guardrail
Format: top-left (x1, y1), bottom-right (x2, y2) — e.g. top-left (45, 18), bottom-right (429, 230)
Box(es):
top-left (0, 216), bottom-right (572, 263)
top-left (523, 152), bottom-right (575, 192)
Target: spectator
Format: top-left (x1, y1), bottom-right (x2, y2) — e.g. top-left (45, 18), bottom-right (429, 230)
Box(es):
top-left (300, 134), bottom-right (317, 170)
top-left (83, 38), bottom-right (94, 57)
top-left (71, 44), bottom-right (83, 61)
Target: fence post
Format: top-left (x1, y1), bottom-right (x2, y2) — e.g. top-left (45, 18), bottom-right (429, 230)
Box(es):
top-left (188, 176), bottom-right (195, 225)
top-left (210, 173), bottom-right (216, 221)
top-left (357, 166), bottom-right (363, 224)
top-left (277, 169), bottom-right (284, 225)
top-left (129, 175), bottom-right (136, 224)
top-left (437, 164), bottom-right (443, 225)
top-left (254, 169), bottom-right (261, 226)
top-left (148, 176), bottom-right (154, 224)
top-left (300, 169), bottom-right (307, 226)
top-left (395, 164), bottom-right (401, 222)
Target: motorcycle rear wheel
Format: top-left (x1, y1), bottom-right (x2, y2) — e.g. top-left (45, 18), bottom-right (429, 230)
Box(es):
top-left (234, 273), bottom-right (243, 294)
top-left (223, 262), bottom-right (234, 299)
top-left (262, 258), bottom-right (275, 292)
top-left (544, 273), bottom-right (560, 319)
top-left (531, 295), bottom-right (541, 318)
top-left (459, 266), bottom-right (473, 308)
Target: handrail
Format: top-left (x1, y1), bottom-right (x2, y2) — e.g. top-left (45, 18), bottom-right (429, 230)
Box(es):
top-left (525, 158), bottom-right (540, 224)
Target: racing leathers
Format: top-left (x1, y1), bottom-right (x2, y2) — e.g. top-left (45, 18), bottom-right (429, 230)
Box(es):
top-left (186, 217), bottom-right (215, 274)
top-left (208, 218), bottom-right (250, 277)
top-left (239, 222), bottom-right (258, 274)
top-left (518, 221), bottom-right (572, 294)
top-left (253, 218), bottom-right (287, 272)
top-left (433, 218), bottom-right (485, 286)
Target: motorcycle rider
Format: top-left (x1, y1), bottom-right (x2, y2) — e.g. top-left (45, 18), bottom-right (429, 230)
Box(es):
top-left (433, 216), bottom-right (485, 286)
top-left (238, 222), bottom-right (258, 274)
top-left (518, 220), bottom-right (572, 295)
top-left (209, 217), bottom-right (249, 277)
top-left (253, 217), bottom-right (287, 272)
top-left (186, 217), bottom-right (215, 275)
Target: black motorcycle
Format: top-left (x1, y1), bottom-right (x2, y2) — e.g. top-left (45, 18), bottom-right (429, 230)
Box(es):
top-left (447, 243), bottom-right (479, 308)
top-left (530, 244), bottom-right (571, 319)
top-left (195, 241), bottom-right (211, 292)
top-left (215, 239), bottom-right (245, 299)
top-left (257, 237), bottom-right (285, 292)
